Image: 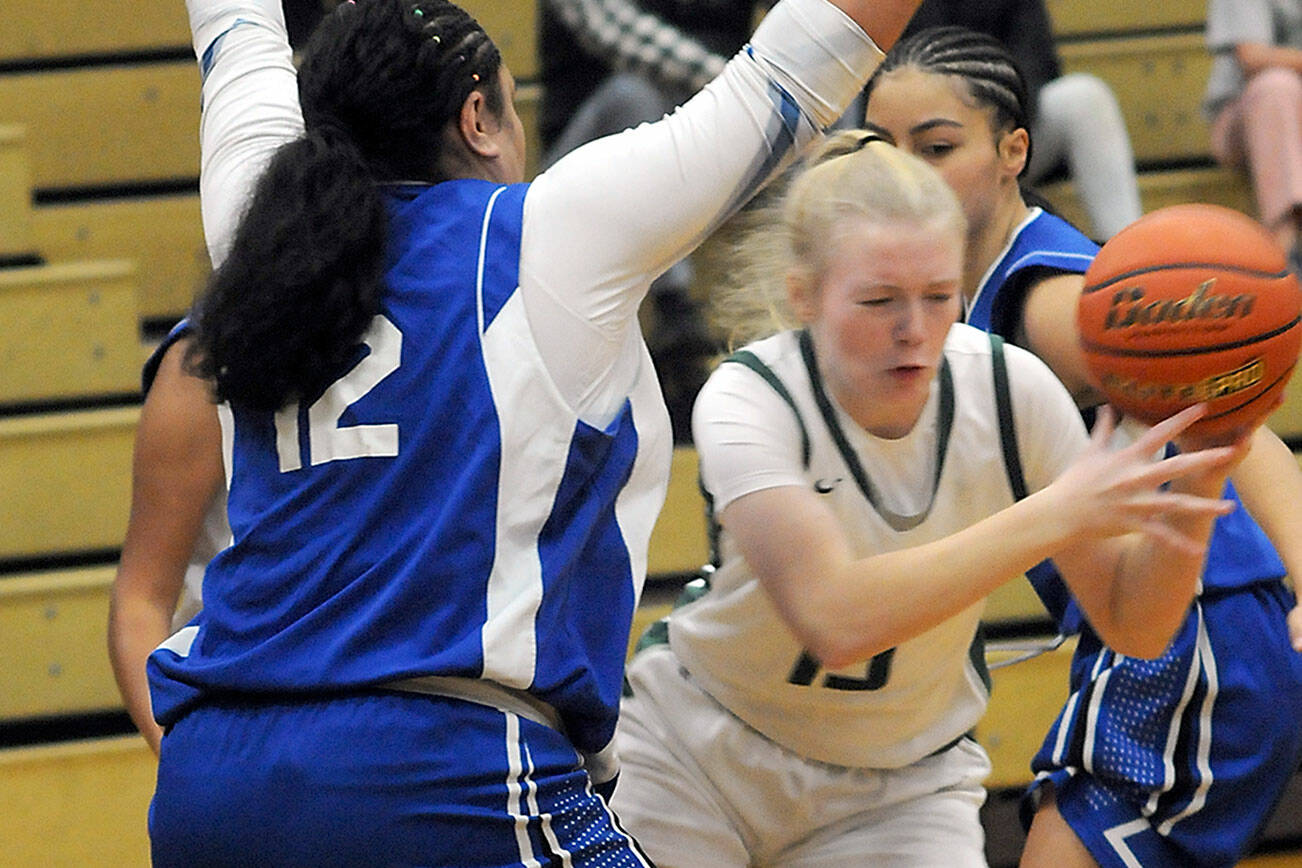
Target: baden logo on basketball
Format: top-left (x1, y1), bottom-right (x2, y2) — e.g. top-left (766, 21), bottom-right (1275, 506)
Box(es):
top-left (1077, 203), bottom-right (1302, 441)
top-left (1103, 279), bottom-right (1255, 330)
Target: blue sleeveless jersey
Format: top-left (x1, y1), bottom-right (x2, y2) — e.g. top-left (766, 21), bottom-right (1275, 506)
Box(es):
top-left (967, 210), bottom-right (1284, 619)
top-left (149, 179), bottom-right (662, 755)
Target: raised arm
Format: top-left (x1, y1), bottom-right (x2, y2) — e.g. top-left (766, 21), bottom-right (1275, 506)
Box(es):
top-left (185, 0), bottom-right (304, 266)
top-left (522, 0), bottom-right (916, 415)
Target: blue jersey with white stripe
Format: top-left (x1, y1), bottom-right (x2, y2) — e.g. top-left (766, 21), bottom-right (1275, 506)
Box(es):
top-left (967, 208), bottom-right (1285, 610)
top-left (149, 179), bottom-right (661, 755)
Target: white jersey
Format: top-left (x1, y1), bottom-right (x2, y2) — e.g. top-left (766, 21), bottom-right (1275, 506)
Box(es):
top-left (674, 324), bottom-right (1086, 768)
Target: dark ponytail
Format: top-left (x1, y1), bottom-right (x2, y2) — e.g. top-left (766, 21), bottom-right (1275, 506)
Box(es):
top-left (188, 0), bottom-right (502, 411)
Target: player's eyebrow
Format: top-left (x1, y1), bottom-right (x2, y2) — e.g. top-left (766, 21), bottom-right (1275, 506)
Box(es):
top-left (908, 118), bottom-right (963, 136)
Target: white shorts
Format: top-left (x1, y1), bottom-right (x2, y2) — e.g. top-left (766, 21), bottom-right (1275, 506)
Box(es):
top-left (612, 645), bottom-right (992, 867)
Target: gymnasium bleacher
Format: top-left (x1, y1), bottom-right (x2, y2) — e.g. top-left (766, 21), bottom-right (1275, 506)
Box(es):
top-left (1, 0), bottom-right (1299, 864)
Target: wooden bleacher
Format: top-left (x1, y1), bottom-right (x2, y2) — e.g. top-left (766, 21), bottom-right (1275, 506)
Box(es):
top-left (0, 9), bottom-right (186, 863)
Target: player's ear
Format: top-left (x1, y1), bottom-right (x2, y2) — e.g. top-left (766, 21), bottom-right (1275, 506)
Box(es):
top-left (998, 127), bottom-right (1029, 179)
top-left (457, 87), bottom-right (502, 159)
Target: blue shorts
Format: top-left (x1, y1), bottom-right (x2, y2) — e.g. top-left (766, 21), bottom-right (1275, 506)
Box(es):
top-left (150, 689), bottom-right (654, 867)
top-left (1025, 581), bottom-right (1302, 868)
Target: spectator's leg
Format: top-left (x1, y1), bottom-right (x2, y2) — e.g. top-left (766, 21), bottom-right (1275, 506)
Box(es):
top-left (1028, 74), bottom-right (1143, 239)
top-left (1216, 68), bottom-right (1302, 260)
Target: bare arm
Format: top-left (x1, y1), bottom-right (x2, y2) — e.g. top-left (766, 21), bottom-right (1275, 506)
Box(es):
top-left (1236, 42), bottom-right (1302, 76)
top-left (1229, 425), bottom-right (1302, 651)
top-left (108, 340), bottom-right (224, 753)
top-left (722, 406), bottom-right (1237, 668)
top-left (1017, 272), bottom-right (1105, 408)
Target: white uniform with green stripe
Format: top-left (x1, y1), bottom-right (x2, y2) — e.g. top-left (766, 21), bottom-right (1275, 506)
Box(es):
top-left (669, 323), bottom-right (1086, 769)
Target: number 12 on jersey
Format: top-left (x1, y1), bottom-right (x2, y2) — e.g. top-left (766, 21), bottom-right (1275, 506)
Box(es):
top-left (274, 315), bottom-right (402, 472)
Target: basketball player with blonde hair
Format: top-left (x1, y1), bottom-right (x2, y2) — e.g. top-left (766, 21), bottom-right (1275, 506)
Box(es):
top-left (610, 134), bottom-right (1245, 867)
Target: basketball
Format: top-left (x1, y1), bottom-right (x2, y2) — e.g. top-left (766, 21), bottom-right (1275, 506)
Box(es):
top-left (1077, 203), bottom-right (1302, 441)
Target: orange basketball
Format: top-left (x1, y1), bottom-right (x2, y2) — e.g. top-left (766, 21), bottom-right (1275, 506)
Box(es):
top-left (1077, 203), bottom-right (1302, 441)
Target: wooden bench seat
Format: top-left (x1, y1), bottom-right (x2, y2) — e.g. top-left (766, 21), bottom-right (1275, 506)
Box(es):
top-left (0, 566), bottom-right (122, 721)
top-left (1058, 33), bottom-right (1213, 167)
top-left (1, 2), bottom-right (188, 63)
top-left (0, 407), bottom-right (137, 561)
top-left (32, 194), bottom-right (206, 322)
top-left (0, 61), bottom-right (199, 191)
top-left (1038, 164), bottom-right (1257, 236)
top-left (0, 125), bottom-right (34, 260)
top-left (1046, 0), bottom-right (1205, 38)
top-left (0, 260), bottom-right (140, 405)
top-left (0, 735), bottom-right (153, 865)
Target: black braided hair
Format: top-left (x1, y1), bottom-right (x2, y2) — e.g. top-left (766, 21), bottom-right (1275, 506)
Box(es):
top-left (864, 25), bottom-right (1032, 171)
top-left (189, 0), bottom-right (504, 411)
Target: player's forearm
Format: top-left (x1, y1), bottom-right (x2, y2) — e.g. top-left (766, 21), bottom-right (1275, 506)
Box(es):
top-left (787, 494), bottom-right (1073, 668)
top-left (825, 0), bottom-right (919, 50)
top-left (1092, 467), bottom-right (1228, 658)
top-left (1232, 426), bottom-right (1302, 575)
top-left (107, 595), bottom-right (172, 754)
top-left (184, 0), bottom-right (303, 266)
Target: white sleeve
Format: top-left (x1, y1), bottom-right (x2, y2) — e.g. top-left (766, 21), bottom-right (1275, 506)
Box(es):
top-left (520, 0), bottom-right (882, 414)
top-left (1003, 342), bottom-right (1090, 493)
top-left (186, 1), bottom-right (304, 268)
top-left (692, 361), bottom-right (809, 513)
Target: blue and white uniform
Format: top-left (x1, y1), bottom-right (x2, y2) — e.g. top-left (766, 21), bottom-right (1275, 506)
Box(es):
top-left (148, 0), bottom-right (884, 864)
top-left (968, 207), bottom-right (1302, 868)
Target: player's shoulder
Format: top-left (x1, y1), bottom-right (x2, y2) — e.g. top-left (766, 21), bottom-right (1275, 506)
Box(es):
top-left (942, 322), bottom-right (996, 360)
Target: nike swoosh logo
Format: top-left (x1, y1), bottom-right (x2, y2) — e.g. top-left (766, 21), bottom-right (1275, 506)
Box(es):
top-left (813, 478), bottom-right (842, 494)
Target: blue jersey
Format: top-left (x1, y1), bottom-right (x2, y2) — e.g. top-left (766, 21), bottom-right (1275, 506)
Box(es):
top-left (967, 208), bottom-right (1285, 608)
top-left (149, 179), bottom-right (667, 756)
top-left (970, 209), bottom-right (1302, 867)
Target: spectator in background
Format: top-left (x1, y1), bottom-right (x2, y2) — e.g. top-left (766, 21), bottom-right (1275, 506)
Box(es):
top-left (901, 0), bottom-right (1144, 240)
top-left (1204, 0), bottom-right (1302, 272)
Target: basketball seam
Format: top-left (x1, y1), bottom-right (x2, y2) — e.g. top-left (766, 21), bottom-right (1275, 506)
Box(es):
top-left (1081, 263), bottom-right (1293, 294)
top-left (1080, 316), bottom-right (1302, 358)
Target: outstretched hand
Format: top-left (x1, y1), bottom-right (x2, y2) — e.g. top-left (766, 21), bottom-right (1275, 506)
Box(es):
top-left (1046, 404), bottom-right (1241, 554)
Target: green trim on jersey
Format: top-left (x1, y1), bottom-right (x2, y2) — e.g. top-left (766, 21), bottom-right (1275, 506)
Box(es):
top-left (989, 334), bottom-right (1028, 501)
top-left (725, 348), bottom-right (812, 467)
top-left (798, 329), bottom-right (955, 532)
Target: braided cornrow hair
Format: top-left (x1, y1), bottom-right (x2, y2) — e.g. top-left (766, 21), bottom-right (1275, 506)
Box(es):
top-left (299, 0), bottom-right (502, 181)
top-left (864, 25), bottom-right (1032, 174)
top-left (189, 0), bottom-right (506, 411)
